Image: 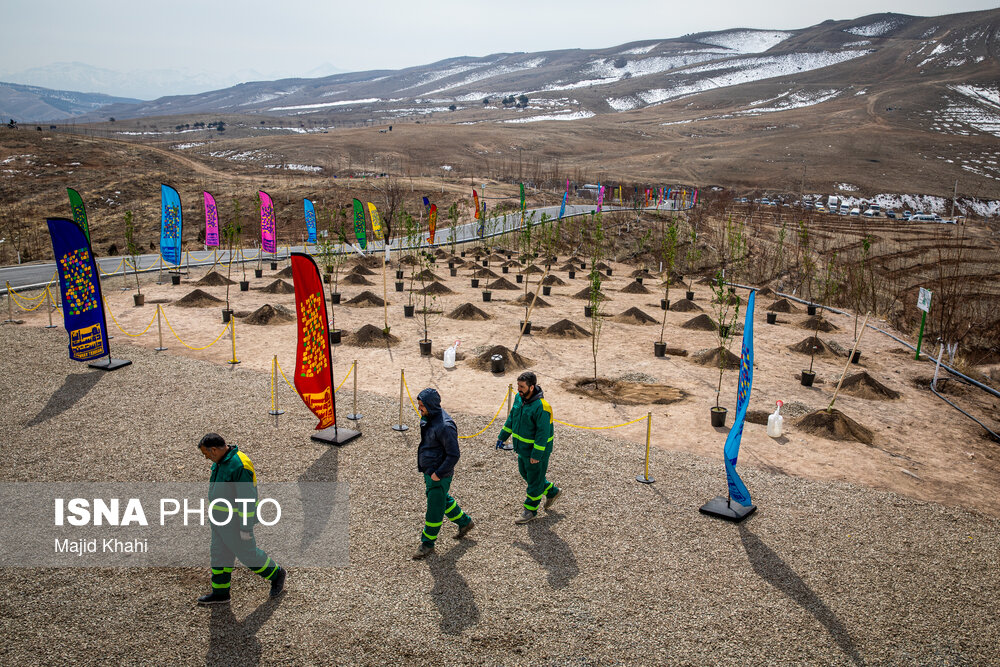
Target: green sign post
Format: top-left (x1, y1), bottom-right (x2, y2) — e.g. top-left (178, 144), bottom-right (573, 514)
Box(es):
top-left (915, 287), bottom-right (932, 359)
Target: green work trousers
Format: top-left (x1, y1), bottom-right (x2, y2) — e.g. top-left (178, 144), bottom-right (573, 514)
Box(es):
top-left (518, 455), bottom-right (559, 513)
top-left (209, 523), bottom-right (279, 591)
top-left (421, 473), bottom-right (471, 545)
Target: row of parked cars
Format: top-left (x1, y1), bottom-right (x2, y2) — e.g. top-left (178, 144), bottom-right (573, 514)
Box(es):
top-left (736, 196), bottom-right (957, 222)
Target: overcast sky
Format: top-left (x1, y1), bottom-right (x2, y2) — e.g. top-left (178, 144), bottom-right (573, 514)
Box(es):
top-left (1, 0), bottom-right (997, 97)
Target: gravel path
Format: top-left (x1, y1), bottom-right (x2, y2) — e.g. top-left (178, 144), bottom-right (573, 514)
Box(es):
top-left (1, 326), bottom-right (998, 665)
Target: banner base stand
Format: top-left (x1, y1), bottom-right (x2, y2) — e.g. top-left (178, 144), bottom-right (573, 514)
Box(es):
top-left (699, 496), bottom-right (756, 522)
top-left (311, 426), bottom-right (361, 446)
top-left (635, 475), bottom-right (655, 484)
top-left (347, 413), bottom-right (363, 421)
top-left (89, 358), bottom-right (132, 372)
top-left (391, 424), bottom-right (409, 432)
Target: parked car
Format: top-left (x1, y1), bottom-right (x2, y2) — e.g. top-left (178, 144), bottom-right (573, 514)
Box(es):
top-left (862, 208), bottom-right (879, 217)
top-left (839, 204), bottom-right (850, 215)
top-left (849, 207), bottom-right (861, 216)
top-left (815, 204), bottom-right (827, 213)
top-left (911, 213), bottom-right (937, 221)
top-left (886, 211), bottom-right (896, 219)
top-left (903, 210), bottom-right (913, 220)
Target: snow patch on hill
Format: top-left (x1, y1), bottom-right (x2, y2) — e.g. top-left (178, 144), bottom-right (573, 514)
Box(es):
top-left (845, 18), bottom-right (907, 37)
top-left (426, 58), bottom-right (546, 94)
top-left (696, 30), bottom-right (792, 53)
top-left (504, 110), bottom-right (595, 123)
top-left (268, 98), bottom-right (380, 111)
top-left (620, 43), bottom-right (660, 55)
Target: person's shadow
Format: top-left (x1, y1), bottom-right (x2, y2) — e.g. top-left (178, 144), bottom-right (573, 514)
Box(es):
top-left (296, 441), bottom-right (340, 554)
top-left (206, 595), bottom-right (284, 666)
top-left (428, 538), bottom-right (480, 635)
top-left (739, 524), bottom-right (864, 666)
top-left (26, 371), bottom-right (104, 426)
top-left (512, 512), bottom-right (579, 589)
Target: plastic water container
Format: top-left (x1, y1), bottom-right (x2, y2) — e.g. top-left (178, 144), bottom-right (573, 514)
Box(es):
top-left (443, 339), bottom-right (460, 369)
top-left (767, 400), bottom-right (784, 438)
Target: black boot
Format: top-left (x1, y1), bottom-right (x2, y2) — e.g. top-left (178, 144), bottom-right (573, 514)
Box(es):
top-left (269, 568), bottom-right (286, 599)
top-left (197, 590), bottom-right (230, 605)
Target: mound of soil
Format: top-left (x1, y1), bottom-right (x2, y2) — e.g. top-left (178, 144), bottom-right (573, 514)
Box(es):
top-left (572, 287), bottom-right (609, 300)
top-left (559, 262), bottom-right (577, 271)
top-left (274, 265), bottom-right (294, 278)
top-left (541, 275), bottom-right (566, 286)
top-left (400, 255), bottom-right (420, 265)
top-left (355, 255), bottom-right (383, 269)
top-left (414, 269), bottom-right (440, 281)
top-left (798, 315), bottom-right (839, 332)
top-left (348, 265), bottom-right (376, 276)
top-left (692, 346), bottom-right (741, 369)
top-left (196, 271), bottom-right (235, 286)
top-left (567, 256), bottom-right (583, 264)
top-left (447, 303), bottom-right (492, 321)
top-left (260, 279), bottom-right (295, 294)
top-left (511, 294), bottom-right (551, 308)
top-left (755, 287), bottom-right (776, 298)
top-left (541, 319), bottom-right (591, 338)
top-left (435, 248), bottom-right (450, 257)
top-left (670, 299), bottom-right (703, 312)
top-left (631, 268), bottom-right (653, 278)
top-left (347, 324), bottom-right (400, 348)
top-left (503, 259), bottom-right (523, 268)
top-left (470, 345), bottom-right (533, 372)
top-left (487, 277), bottom-right (519, 290)
top-left (839, 372), bottom-right (901, 400)
top-left (768, 298), bottom-right (798, 313)
top-left (524, 264), bottom-right (544, 275)
top-left (621, 281), bottom-right (651, 294)
top-left (345, 291), bottom-right (385, 307)
top-left (614, 307), bottom-right (657, 325)
top-left (681, 314), bottom-right (718, 331)
top-left (473, 267), bottom-right (499, 279)
top-left (797, 409), bottom-right (874, 445)
top-left (696, 275), bottom-right (716, 285)
top-left (565, 377), bottom-right (687, 406)
top-left (488, 253), bottom-right (506, 262)
top-left (788, 336), bottom-right (839, 357)
top-left (243, 304), bottom-right (295, 326)
top-left (594, 261), bottom-right (612, 271)
top-left (712, 292), bottom-right (740, 305)
top-left (174, 289), bottom-right (224, 308)
top-left (342, 273), bottom-right (374, 286)
top-left (417, 281), bottom-right (453, 295)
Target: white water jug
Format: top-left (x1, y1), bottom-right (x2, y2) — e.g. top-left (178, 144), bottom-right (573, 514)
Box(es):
top-left (443, 339), bottom-right (460, 369)
top-left (767, 400), bottom-right (784, 438)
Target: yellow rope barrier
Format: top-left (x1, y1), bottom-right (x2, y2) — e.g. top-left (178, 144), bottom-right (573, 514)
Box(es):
top-left (458, 387), bottom-right (511, 440)
top-left (402, 370), bottom-right (420, 415)
top-left (276, 359), bottom-right (295, 394)
top-left (554, 414), bottom-right (650, 430)
top-left (98, 258), bottom-right (126, 276)
top-left (9, 288), bottom-right (49, 311)
top-left (159, 309), bottom-right (231, 350)
top-left (102, 297), bottom-right (157, 337)
top-left (275, 359), bottom-right (353, 395)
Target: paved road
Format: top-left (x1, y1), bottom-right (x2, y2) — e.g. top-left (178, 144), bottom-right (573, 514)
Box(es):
top-left (1, 202), bottom-right (686, 293)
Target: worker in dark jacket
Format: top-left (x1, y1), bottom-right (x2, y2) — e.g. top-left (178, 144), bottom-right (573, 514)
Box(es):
top-left (196, 433), bottom-right (286, 605)
top-left (413, 388), bottom-right (474, 559)
top-left (496, 371), bottom-right (562, 524)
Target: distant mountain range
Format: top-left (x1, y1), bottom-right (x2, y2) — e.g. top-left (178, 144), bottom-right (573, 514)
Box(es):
top-left (2, 9), bottom-right (998, 133)
top-left (0, 81), bottom-right (140, 122)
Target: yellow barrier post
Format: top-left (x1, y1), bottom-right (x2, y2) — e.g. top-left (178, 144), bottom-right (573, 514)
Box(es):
top-left (3, 282), bottom-right (22, 324)
top-left (636, 412), bottom-right (654, 484)
top-left (154, 305), bottom-right (166, 351)
top-left (44, 287), bottom-right (57, 328)
top-left (498, 384), bottom-right (514, 450)
top-left (268, 354), bottom-right (284, 424)
top-left (391, 370), bottom-right (409, 432)
top-left (347, 360), bottom-right (362, 420)
top-left (227, 317), bottom-right (240, 365)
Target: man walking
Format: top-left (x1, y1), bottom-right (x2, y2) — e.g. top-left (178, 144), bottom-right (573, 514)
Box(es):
top-left (413, 388), bottom-right (475, 560)
top-left (496, 371), bottom-right (562, 524)
top-left (196, 433), bottom-right (286, 605)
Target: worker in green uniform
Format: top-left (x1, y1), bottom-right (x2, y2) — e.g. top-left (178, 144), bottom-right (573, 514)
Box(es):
top-left (413, 388), bottom-right (475, 560)
top-left (196, 433), bottom-right (286, 605)
top-left (496, 371), bottom-right (562, 524)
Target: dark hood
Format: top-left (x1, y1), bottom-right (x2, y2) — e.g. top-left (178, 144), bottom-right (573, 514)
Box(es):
top-left (417, 387), bottom-right (442, 417)
top-left (524, 385), bottom-right (544, 404)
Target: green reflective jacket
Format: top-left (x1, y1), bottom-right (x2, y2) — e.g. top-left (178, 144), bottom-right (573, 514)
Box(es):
top-left (209, 445), bottom-right (258, 529)
top-left (498, 386), bottom-right (554, 460)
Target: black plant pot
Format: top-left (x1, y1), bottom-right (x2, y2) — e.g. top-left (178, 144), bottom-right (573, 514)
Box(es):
top-left (686, 290), bottom-right (695, 300)
top-left (661, 299), bottom-right (668, 310)
top-left (395, 281), bottom-right (404, 292)
top-left (329, 329), bottom-right (342, 345)
top-left (516, 274), bottom-right (523, 284)
top-left (519, 321), bottom-right (532, 335)
top-left (766, 312), bottom-right (777, 324)
top-left (542, 285), bottom-right (552, 296)
top-left (491, 355), bottom-right (506, 373)
top-left (605, 269), bottom-right (612, 277)
top-left (502, 266), bottom-right (509, 273)
top-left (471, 279), bottom-right (480, 288)
top-left (222, 309), bottom-right (233, 324)
top-left (255, 269), bottom-right (263, 278)
top-left (323, 274), bottom-right (331, 284)
top-left (801, 370), bottom-right (816, 387)
top-left (239, 280), bottom-right (249, 291)
top-left (450, 268), bottom-right (457, 277)
top-left (807, 304), bottom-right (817, 316)
top-left (710, 406), bottom-right (728, 427)
top-left (171, 274), bottom-right (181, 285)
top-left (851, 350), bottom-right (862, 364)
top-left (482, 260), bottom-right (488, 267)
top-left (654, 341), bottom-right (667, 357)
top-left (429, 257), bottom-right (437, 264)
top-left (719, 325), bottom-right (731, 338)
top-left (482, 291), bottom-right (492, 302)
top-left (404, 304), bottom-right (415, 318)
top-left (448, 262), bottom-right (455, 270)
top-left (419, 339), bottom-right (432, 356)
top-left (461, 251), bottom-right (466, 257)
top-left (133, 294), bottom-right (145, 307)
top-left (580, 262), bottom-right (586, 269)
top-left (568, 270), bottom-right (576, 279)
top-left (331, 293), bottom-right (341, 304)
top-left (636, 277), bottom-right (643, 285)
top-left (270, 262), bottom-right (278, 270)
top-left (585, 306), bottom-right (593, 318)
top-left (396, 270), bottom-right (404, 279)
